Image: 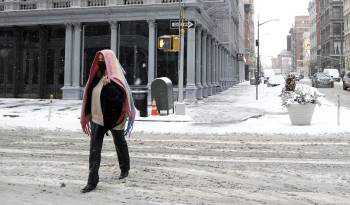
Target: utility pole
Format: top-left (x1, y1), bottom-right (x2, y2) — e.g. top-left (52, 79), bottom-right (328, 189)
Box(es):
top-left (256, 17), bottom-right (279, 100)
top-left (175, 0), bottom-right (186, 115)
top-left (256, 16), bottom-right (260, 100)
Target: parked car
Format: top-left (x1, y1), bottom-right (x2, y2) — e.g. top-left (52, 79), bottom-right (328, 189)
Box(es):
top-left (342, 71), bottom-right (350, 90)
top-left (323, 68), bottom-right (340, 82)
top-left (311, 72), bottom-right (334, 88)
top-left (267, 75), bottom-right (285, 87)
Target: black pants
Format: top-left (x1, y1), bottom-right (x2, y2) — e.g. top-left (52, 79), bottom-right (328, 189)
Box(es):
top-left (87, 121), bottom-right (130, 186)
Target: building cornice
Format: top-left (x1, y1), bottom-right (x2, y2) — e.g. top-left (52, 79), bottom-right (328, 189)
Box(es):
top-left (0, 3), bottom-right (201, 26)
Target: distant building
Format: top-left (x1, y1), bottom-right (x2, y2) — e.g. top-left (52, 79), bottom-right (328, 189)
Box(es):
top-left (278, 50), bottom-right (292, 75)
top-left (308, 0), bottom-right (321, 75)
top-left (271, 57), bottom-right (279, 70)
top-left (303, 31), bottom-right (311, 77)
top-left (344, 0), bottom-right (350, 71)
top-left (244, 0), bottom-right (255, 80)
top-left (293, 16), bottom-right (310, 73)
top-left (287, 35), bottom-right (292, 51)
top-left (320, 0), bottom-right (344, 71)
top-left (289, 28), bottom-right (296, 70)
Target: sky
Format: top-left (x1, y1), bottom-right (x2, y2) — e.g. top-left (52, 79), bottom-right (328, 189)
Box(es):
top-left (254, 0), bottom-right (310, 67)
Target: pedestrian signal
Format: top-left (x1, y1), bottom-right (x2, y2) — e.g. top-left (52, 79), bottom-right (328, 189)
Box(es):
top-left (158, 35), bottom-right (179, 52)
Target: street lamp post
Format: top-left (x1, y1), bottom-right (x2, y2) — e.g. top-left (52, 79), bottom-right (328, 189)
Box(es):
top-left (175, 0), bottom-right (186, 115)
top-left (256, 17), bottom-right (279, 100)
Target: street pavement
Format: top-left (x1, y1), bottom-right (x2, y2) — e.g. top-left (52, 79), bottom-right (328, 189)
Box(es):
top-left (1, 81), bottom-right (350, 204)
top-left (1, 129), bottom-right (350, 204)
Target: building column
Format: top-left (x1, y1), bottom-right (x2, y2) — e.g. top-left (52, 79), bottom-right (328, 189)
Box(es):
top-left (62, 22), bottom-right (83, 99)
top-left (62, 23), bottom-right (74, 99)
top-left (221, 46), bottom-right (225, 90)
top-left (215, 41), bottom-right (219, 92)
top-left (228, 53), bottom-right (234, 87)
top-left (221, 49), bottom-right (224, 89)
top-left (217, 44), bottom-right (222, 92)
top-left (231, 54), bottom-right (234, 85)
top-left (147, 19), bottom-right (156, 88)
top-left (110, 21), bottom-right (118, 55)
top-left (207, 35), bottom-right (212, 96)
top-left (230, 55), bottom-right (234, 86)
top-left (213, 42), bottom-right (217, 93)
top-left (195, 25), bottom-right (203, 99)
top-left (211, 40), bottom-right (216, 94)
top-left (63, 23), bottom-right (72, 87)
top-left (211, 38), bottom-right (216, 95)
top-left (185, 27), bottom-right (197, 101)
top-left (225, 50), bottom-right (230, 89)
top-left (72, 23), bottom-right (82, 88)
top-left (201, 30), bottom-right (208, 98)
top-left (218, 46), bottom-right (221, 89)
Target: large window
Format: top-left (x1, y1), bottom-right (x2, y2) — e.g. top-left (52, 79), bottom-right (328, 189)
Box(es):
top-left (333, 7), bottom-right (342, 19)
top-left (119, 21), bottom-right (148, 87)
top-left (83, 23), bottom-right (110, 84)
top-left (333, 23), bottom-right (342, 35)
top-left (334, 41), bottom-right (342, 55)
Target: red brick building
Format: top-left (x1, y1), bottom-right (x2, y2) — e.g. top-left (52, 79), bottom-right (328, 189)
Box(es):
top-left (244, 0), bottom-right (255, 80)
top-left (293, 16), bottom-right (310, 71)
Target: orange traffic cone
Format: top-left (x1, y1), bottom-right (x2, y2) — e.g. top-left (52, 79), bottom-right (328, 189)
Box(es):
top-left (151, 98), bottom-right (158, 116)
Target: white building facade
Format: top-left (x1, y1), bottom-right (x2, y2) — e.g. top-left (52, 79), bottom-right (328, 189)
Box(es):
top-left (344, 0), bottom-right (350, 71)
top-left (0, 0), bottom-right (245, 100)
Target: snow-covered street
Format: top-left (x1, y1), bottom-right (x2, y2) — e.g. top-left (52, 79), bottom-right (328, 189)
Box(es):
top-left (1, 129), bottom-right (350, 204)
top-left (1, 82), bottom-right (350, 204)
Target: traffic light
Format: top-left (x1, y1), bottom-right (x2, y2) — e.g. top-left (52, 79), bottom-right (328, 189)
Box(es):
top-left (158, 35), bottom-right (179, 52)
top-left (158, 35), bottom-right (172, 50)
top-left (172, 36), bottom-right (179, 51)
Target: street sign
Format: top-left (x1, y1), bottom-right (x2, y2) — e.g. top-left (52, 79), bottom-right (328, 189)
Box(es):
top-left (170, 20), bottom-right (195, 29)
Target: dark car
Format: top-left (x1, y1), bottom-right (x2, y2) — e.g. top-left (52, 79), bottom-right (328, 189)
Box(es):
top-left (343, 71), bottom-right (350, 90)
top-left (311, 72), bottom-right (334, 88)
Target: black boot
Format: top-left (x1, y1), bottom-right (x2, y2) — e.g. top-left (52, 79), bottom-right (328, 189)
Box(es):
top-left (111, 130), bottom-right (130, 178)
top-left (83, 122), bottom-right (105, 193)
top-left (119, 170), bottom-right (129, 180)
top-left (80, 184), bottom-right (96, 193)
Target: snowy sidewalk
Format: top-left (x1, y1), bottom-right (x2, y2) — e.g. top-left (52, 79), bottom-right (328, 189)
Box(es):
top-left (0, 81), bottom-right (350, 135)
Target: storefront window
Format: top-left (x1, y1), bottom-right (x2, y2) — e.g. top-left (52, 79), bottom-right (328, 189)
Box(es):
top-left (119, 21), bottom-right (148, 86)
top-left (83, 23), bottom-right (110, 84)
top-left (46, 49), bottom-right (55, 84)
top-left (1, 26), bottom-right (64, 98)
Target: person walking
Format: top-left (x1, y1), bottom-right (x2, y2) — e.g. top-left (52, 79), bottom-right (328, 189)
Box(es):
top-left (80, 49), bottom-right (136, 193)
